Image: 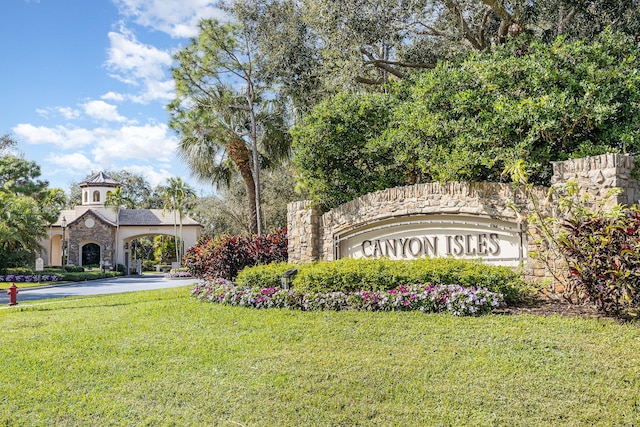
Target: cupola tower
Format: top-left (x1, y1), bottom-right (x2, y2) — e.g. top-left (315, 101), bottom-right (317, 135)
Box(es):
top-left (79, 172), bottom-right (120, 206)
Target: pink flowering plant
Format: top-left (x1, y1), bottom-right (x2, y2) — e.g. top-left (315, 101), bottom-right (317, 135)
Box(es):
top-left (191, 280), bottom-right (504, 316)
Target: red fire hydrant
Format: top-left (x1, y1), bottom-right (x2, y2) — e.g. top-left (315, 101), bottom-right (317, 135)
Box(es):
top-left (7, 283), bottom-right (18, 306)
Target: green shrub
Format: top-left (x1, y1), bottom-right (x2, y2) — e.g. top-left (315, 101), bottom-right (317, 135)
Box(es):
top-left (142, 260), bottom-right (156, 271)
top-left (236, 262), bottom-right (298, 289)
top-left (5, 267), bottom-right (37, 276)
top-left (7, 267), bottom-right (71, 276)
top-left (238, 257), bottom-right (525, 304)
top-left (58, 270), bottom-right (122, 281)
top-left (291, 258), bottom-right (406, 294)
top-left (408, 258), bottom-right (524, 303)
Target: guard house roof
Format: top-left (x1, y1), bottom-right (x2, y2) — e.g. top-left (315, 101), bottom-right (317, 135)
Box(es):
top-left (51, 209), bottom-right (201, 227)
top-left (79, 172), bottom-right (120, 188)
top-left (118, 209), bottom-right (201, 226)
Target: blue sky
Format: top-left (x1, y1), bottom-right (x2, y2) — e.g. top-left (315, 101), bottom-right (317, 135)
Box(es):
top-left (1, 0), bottom-right (227, 194)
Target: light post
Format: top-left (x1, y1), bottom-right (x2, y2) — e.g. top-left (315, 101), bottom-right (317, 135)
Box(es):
top-left (61, 216), bottom-right (67, 273)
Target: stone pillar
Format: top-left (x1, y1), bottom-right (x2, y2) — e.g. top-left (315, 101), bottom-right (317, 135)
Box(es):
top-left (287, 200), bottom-right (321, 263)
top-left (551, 153), bottom-right (639, 209)
top-left (541, 154), bottom-right (640, 292)
top-left (67, 224), bottom-right (79, 266)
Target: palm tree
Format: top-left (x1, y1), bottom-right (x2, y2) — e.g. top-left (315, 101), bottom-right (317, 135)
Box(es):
top-left (170, 84), bottom-right (289, 235)
top-left (105, 186), bottom-right (134, 210)
top-left (160, 177), bottom-right (196, 264)
top-left (168, 20), bottom-right (291, 235)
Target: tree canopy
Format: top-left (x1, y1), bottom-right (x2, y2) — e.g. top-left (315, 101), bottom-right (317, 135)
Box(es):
top-left (292, 30), bottom-right (640, 209)
top-left (0, 148), bottom-right (64, 270)
top-left (226, 0), bottom-right (640, 113)
top-left (158, 177), bottom-right (197, 263)
top-left (190, 164), bottom-right (301, 237)
top-left (291, 92), bottom-right (401, 209)
top-left (172, 1), bottom-right (640, 219)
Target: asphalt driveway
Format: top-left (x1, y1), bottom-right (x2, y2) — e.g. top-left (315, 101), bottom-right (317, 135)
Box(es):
top-left (0, 274), bottom-right (197, 305)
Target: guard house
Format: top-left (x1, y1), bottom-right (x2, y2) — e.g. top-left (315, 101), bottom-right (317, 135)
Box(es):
top-left (42, 172), bottom-right (202, 271)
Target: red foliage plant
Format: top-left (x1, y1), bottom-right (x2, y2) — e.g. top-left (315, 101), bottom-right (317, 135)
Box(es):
top-left (184, 228), bottom-right (288, 281)
top-left (560, 208), bottom-right (640, 314)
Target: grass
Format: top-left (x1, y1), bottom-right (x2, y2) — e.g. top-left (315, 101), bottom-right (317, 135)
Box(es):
top-left (1, 287), bottom-right (640, 426)
top-left (0, 281), bottom-right (58, 290)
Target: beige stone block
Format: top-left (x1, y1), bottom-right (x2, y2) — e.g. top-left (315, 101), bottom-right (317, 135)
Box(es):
top-left (533, 269), bottom-right (548, 277)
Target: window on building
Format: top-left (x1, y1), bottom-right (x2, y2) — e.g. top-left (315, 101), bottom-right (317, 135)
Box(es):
top-left (93, 190), bottom-right (100, 202)
top-left (84, 191), bottom-right (88, 203)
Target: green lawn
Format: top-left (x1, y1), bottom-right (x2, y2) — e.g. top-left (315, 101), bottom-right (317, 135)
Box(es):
top-left (1, 287), bottom-right (639, 426)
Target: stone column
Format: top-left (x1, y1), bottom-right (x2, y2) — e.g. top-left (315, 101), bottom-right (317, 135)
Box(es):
top-left (287, 200), bottom-right (321, 263)
top-left (551, 153), bottom-right (639, 209)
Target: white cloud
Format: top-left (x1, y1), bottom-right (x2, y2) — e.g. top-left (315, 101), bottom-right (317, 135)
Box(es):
top-left (40, 153), bottom-right (99, 191)
top-left (129, 78), bottom-right (174, 104)
top-left (102, 91), bottom-right (126, 102)
top-left (112, 0), bottom-right (226, 38)
top-left (58, 107), bottom-right (82, 120)
top-left (46, 152), bottom-right (96, 172)
top-left (124, 164), bottom-right (173, 187)
top-left (90, 123), bottom-right (178, 165)
top-left (82, 100), bottom-right (127, 122)
top-left (14, 121), bottom-right (177, 167)
top-left (13, 124), bottom-right (95, 148)
top-left (105, 27), bottom-right (175, 103)
top-left (35, 108), bottom-right (50, 118)
top-left (35, 106), bottom-right (82, 120)
top-left (14, 124), bottom-right (62, 144)
top-left (106, 28), bottom-right (172, 83)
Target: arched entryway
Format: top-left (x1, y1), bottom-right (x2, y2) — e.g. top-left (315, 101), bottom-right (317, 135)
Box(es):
top-left (81, 243), bottom-right (101, 266)
top-left (122, 233), bottom-right (183, 274)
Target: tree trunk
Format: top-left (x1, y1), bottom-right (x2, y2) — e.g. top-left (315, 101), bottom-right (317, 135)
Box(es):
top-left (227, 138), bottom-right (258, 234)
top-left (247, 88), bottom-right (263, 236)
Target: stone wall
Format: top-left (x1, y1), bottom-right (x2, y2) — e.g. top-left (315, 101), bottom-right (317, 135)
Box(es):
top-left (288, 154), bottom-right (640, 285)
top-left (319, 182), bottom-right (537, 262)
top-left (288, 182), bottom-right (543, 262)
top-left (66, 212), bottom-right (115, 266)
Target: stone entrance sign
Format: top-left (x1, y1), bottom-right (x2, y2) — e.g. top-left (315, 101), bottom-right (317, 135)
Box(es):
top-left (336, 214), bottom-right (524, 266)
top-left (287, 154), bottom-right (640, 284)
